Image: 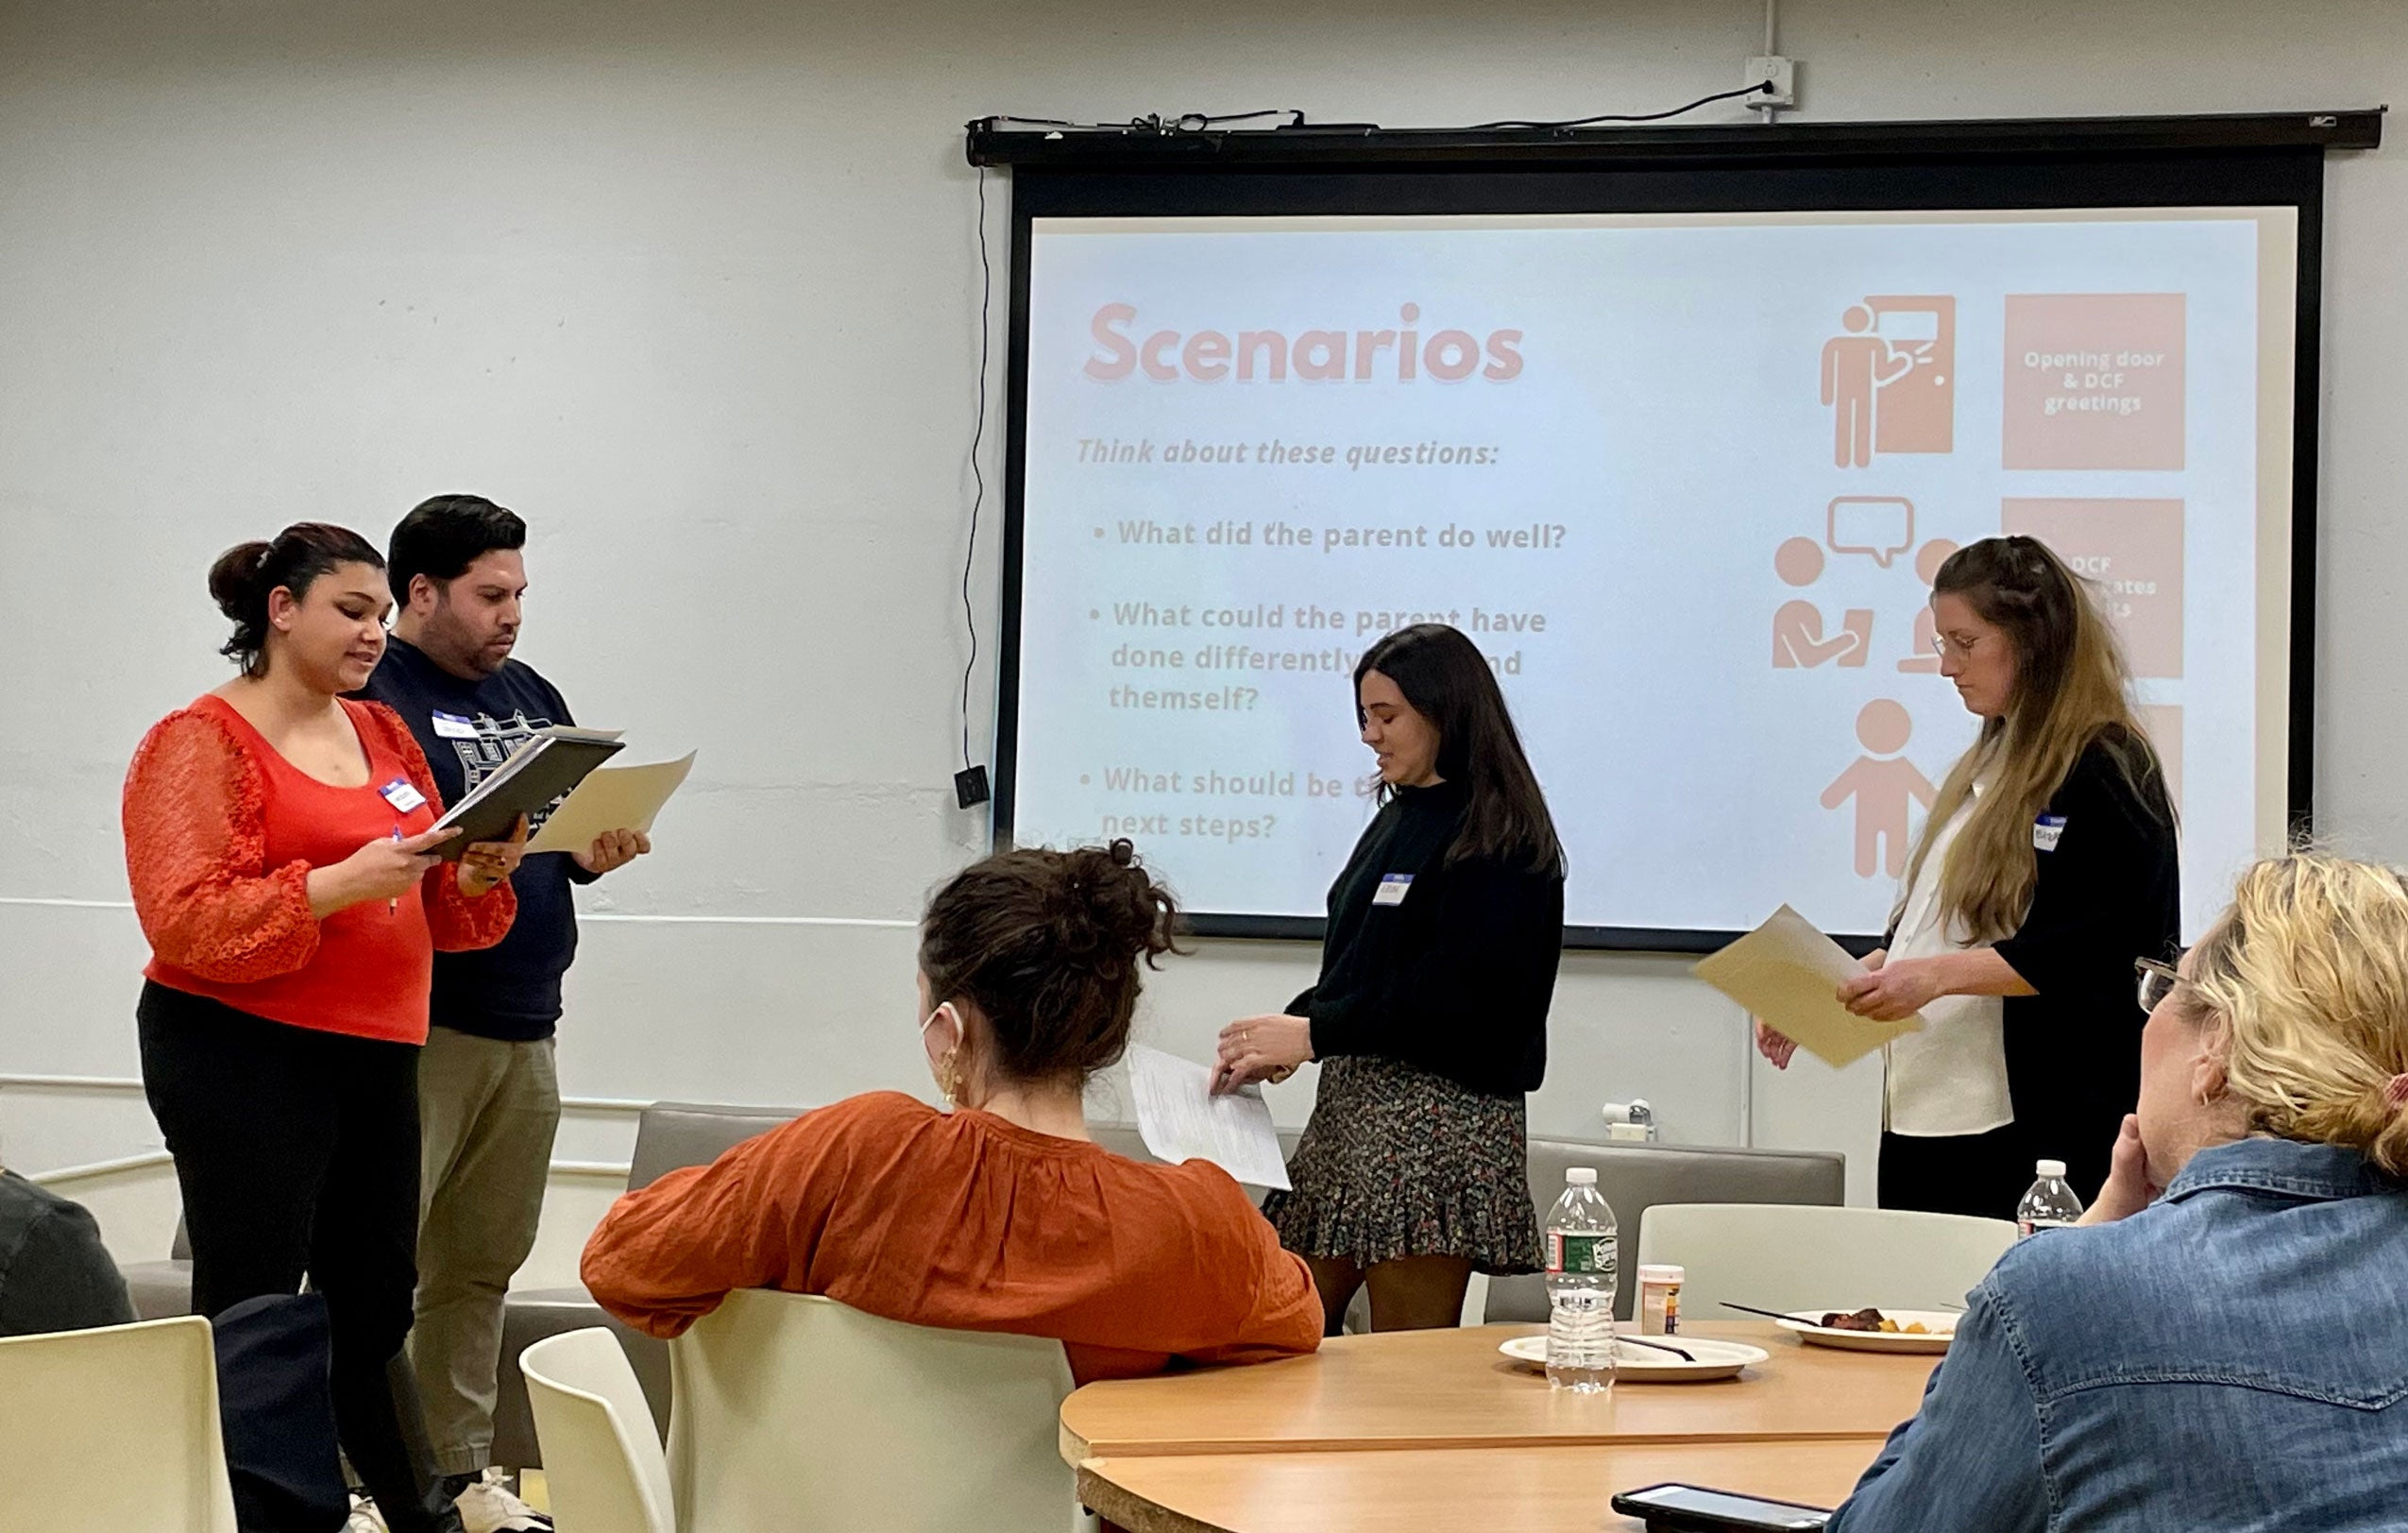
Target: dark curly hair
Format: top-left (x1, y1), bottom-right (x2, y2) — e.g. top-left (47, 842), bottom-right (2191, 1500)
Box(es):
top-left (918, 839), bottom-right (1183, 1084)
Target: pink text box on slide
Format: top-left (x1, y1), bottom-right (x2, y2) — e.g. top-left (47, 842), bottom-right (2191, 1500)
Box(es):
top-left (2003, 295), bottom-right (2185, 470)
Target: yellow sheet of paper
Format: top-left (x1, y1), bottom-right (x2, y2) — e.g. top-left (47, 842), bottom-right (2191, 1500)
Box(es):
top-left (525, 752), bottom-right (696, 854)
top-left (1692, 904), bottom-right (1924, 1067)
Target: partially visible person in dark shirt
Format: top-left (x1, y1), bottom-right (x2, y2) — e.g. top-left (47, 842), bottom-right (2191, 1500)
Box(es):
top-left (357, 493), bottom-right (651, 1525)
top-left (0, 1166), bottom-right (135, 1336)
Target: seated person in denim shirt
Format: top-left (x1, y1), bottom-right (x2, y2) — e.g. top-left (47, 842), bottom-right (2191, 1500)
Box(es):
top-left (1829, 853), bottom-right (2408, 1532)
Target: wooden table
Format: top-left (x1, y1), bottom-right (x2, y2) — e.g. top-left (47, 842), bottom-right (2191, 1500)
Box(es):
top-left (1060, 1321), bottom-right (1935, 1459)
top-left (1077, 1441), bottom-right (1882, 1533)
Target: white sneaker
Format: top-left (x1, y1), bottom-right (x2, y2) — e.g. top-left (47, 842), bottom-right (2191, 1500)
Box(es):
top-left (345, 1495), bottom-right (390, 1533)
top-left (455, 1471), bottom-right (552, 1533)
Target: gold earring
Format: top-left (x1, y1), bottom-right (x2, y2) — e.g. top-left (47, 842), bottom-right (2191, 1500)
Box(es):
top-left (937, 1048), bottom-right (964, 1108)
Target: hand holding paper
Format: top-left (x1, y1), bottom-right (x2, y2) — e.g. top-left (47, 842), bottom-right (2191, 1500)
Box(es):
top-left (1125, 1044), bottom-right (1292, 1190)
top-left (1694, 904), bottom-right (1924, 1067)
top-left (573, 828), bottom-right (652, 876)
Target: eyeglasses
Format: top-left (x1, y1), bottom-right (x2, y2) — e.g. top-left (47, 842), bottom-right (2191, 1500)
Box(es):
top-left (2135, 956), bottom-right (2183, 1013)
top-left (1929, 632), bottom-right (1982, 659)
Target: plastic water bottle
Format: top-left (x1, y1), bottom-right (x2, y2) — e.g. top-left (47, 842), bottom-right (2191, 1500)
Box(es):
top-left (1544, 1167), bottom-right (1618, 1391)
top-left (2016, 1159), bottom-right (2084, 1236)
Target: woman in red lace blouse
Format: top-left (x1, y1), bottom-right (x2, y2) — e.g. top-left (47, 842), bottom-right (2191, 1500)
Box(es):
top-left (123, 522), bottom-right (526, 1533)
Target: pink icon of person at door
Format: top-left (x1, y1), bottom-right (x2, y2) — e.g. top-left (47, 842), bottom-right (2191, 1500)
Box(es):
top-left (1821, 306), bottom-right (1913, 468)
top-left (1821, 700), bottom-right (1935, 877)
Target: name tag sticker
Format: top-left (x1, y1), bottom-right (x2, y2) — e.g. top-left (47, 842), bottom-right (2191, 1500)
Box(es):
top-left (431, 711), bottom-right (479, 740)
top-left (2033, 814), bottom-right (2067, 852)
top-left (1372, 873), bottom-right (1414, 908)
top-left (379, 779), bottom-right (428, 813)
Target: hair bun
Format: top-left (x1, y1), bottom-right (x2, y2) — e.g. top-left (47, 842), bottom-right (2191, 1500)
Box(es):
top-left (917, 842), bottom-right (1188, 1088)
top-left (1054, 840), bottom-right (1171, 962)
top-left (206, 540), bottom-right (274, 621)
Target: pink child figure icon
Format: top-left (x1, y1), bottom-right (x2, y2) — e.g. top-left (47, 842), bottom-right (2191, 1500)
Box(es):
top-left (1821, 305), bottom-right (1914, 468)
top-left (1821, 699), bottom-right (1935, 877)
top-left (1772, 537), bottom-right (1874, 669)
top-left (1896, 537), bottom-right (1961, 673)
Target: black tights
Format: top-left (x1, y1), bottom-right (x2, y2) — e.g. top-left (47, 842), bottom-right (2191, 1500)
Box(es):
top-left (139, 982), bottom-right (458, 1533)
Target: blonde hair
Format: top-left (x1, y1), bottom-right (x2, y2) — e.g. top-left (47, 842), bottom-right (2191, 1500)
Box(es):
top-left (1898, 536), bottom-right (2172, 942)
top-left (2184, 854), bottom-right (2408, 1178)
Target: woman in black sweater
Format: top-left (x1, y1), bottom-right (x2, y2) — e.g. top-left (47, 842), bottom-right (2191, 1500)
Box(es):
top-left (1213, 624), bottom-right (1565, 1334)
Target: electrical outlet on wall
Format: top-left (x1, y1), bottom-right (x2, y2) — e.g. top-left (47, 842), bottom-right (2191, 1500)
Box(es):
top-left (1746, 56), bottom-right (1798, 110)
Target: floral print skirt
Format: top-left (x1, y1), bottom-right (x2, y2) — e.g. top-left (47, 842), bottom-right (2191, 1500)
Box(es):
top-left (1260, 1053), bottom-right (1542, 1275)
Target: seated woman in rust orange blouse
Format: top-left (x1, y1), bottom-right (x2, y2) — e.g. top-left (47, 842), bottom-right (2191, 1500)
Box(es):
top-left (582, 840), bottom-right (1323, 1384)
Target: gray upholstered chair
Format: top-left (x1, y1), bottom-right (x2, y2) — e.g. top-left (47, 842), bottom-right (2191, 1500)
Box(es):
top-left (119, 1218), bottom-right (195, 1322)
top-left (1484, 1136), bottom-right (1847, 1321)
top-left (490, 1101), bottom-right (804, 1472)
top-left (1086, 1123), bottom-right (1153, 1164)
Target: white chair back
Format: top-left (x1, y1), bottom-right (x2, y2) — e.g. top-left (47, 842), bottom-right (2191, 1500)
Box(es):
top-left (1636, 1201), bottom-right (2018, 1318)
top-left (669, 1289), bottom-right (1085, 1533)
top-left (521, 1328), bottom-right (675, 1533)
top-left (0, 1316), bottom-right (237, 1531)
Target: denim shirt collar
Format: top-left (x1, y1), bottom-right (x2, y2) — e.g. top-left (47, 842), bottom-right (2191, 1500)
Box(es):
top-left (2163, 1135), bottom-right (2399, 1204)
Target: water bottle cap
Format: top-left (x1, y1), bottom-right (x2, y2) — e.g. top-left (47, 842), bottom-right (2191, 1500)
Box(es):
top-left (1637, 1265), bottom-right (1685, 1283)
top-left (1566, 1167), bottom-right (1598, 1186)
top-left (2035, 1159), bottom-right (2067, 1179)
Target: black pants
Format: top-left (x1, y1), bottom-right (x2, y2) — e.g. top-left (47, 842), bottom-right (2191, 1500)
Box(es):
top-left (1876, 1123), bottom-right (2036, 1222)
top-left (139, 981), bottom-right (457, 1533)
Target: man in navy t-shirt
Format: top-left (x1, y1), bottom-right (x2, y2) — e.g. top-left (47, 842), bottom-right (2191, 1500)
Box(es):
top-left (360, 494), bottom-right (649, 1532)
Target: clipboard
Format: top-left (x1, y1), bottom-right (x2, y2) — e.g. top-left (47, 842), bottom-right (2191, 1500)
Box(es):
top-left (429, 727), bottom-right (623, 860)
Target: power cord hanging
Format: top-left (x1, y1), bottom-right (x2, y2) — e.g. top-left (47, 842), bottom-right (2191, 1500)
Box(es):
top-left (954, 164), bottom-right (994, 809)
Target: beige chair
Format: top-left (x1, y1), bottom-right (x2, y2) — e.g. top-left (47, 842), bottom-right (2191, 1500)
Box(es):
top-left (668, 1289), bottom-right (1090, 1533)
top-left (521, 1329), bottom-right (675, 1533)
top-left (0, 1316), bottom-right (238, 1531)
top-left (1636, 1202), bottom-right (2018, 1318)
top-left (495, 1099), bottom-right (807, 1470)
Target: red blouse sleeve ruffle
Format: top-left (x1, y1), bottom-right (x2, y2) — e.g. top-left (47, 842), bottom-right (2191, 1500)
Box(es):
top-left (121, 708), bottom-right (321, 983)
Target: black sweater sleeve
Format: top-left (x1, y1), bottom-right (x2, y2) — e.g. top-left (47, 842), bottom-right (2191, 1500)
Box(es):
top-left (1993, 737), bottom-right (2180, 999)
top-left (1308, 859), bottom-right (1566, 1095)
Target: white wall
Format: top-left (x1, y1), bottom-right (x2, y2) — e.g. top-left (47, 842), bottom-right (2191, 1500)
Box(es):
top-left (7, 0), bottom-right (2405, 1221)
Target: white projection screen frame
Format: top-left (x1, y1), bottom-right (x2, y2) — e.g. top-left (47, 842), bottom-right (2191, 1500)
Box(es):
top-left (977, 119), bottom-right (2349, 951)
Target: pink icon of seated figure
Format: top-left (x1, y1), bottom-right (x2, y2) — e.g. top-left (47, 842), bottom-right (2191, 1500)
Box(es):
top-left (1772, 537), bottom-right (1874, 670)
top-left (1821, 699), bottom-right (1936, 878)
top-left (1898, 537), bottom-right (1961, 674)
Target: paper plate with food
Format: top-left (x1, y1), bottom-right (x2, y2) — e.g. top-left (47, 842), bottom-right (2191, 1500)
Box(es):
top-left (1775, 1306), bottom-right (1959, 1354)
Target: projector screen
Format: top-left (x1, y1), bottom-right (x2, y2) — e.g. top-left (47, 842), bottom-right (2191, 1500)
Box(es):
top-left (995, 159), bottom-right (2314, 949)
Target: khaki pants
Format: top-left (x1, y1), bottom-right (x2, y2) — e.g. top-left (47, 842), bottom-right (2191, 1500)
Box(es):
top-left (410, 1027), bottom-right (561, 1474)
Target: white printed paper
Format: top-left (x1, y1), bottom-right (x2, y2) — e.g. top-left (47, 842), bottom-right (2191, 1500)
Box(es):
top-left (1124, 1043), bottom-right (1292, 1190)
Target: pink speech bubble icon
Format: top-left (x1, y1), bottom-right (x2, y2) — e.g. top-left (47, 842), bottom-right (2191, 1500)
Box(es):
top-left (1827, 496), bottom-right (1916, 569)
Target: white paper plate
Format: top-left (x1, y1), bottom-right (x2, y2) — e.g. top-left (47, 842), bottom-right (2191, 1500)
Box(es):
top-left (1498, 1333), bottom-right (1769, 1382)
top-left (1774, 1309), bottom-right (1958, 1354)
